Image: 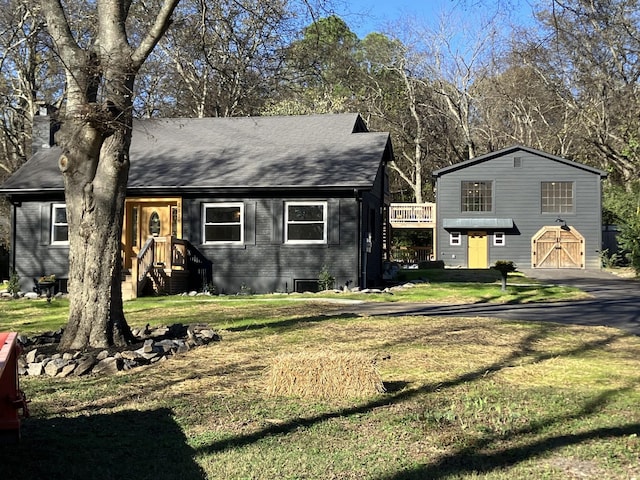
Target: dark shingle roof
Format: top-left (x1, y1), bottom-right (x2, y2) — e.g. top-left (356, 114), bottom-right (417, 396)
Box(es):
top-left (1, 114), bottom-right (391, 194)
top-left (432, 145), bottom-right (607, 178)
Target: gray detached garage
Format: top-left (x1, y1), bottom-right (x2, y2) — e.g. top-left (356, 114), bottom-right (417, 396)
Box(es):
top-left (433, 145), bottom-right (607, 270)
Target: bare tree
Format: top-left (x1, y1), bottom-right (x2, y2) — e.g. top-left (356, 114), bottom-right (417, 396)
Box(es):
top-left (38, 0), bottom-right (180, 350)
top-left (518, 0), bottom-right (640, 184)
top-left (0, 0), bottom-right (48, 178)
top-left (137, 0), bottom-right (294, 118)
top-left (359, 9), bottom-right (502, 202)
top-left (474, 59), bottom-right (577, 156)
top-left (358, 33), bottom-right (434, 203)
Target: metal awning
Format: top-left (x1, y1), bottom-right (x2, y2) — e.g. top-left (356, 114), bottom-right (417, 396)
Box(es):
top-left (443, 218), bottom-right (514, 229)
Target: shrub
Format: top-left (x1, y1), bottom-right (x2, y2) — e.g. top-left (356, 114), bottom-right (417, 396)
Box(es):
top-left (318, 265), bottom-right (335, 290)
top-left (491, 260), bottom-right (517, 291)
top-left (7, 270), bottom-right (20, 298)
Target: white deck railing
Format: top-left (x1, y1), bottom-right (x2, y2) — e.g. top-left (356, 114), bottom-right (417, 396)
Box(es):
top-left (389, 203), bottom-right (436, 225)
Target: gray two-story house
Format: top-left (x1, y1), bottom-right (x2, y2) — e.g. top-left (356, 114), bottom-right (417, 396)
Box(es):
top-left (433, 146), bottom-right (607, 270)
top-left (1, 113), bottom-right (392, 295)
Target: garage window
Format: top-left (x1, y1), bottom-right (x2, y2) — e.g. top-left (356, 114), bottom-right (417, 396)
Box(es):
top-left (461, 181), bottom-right (492, 212)
top-left (541, 181), bottom-right (573, 214)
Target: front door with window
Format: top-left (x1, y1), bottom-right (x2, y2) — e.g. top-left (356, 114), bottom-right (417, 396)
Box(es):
top-left (122, 198), bottom-right (182, 269)
top-left (468, 231), bottom-right (488, 268)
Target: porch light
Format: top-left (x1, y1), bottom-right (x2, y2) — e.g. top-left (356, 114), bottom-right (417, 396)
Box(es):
top-left (556, 218), bottom-right (570, 231)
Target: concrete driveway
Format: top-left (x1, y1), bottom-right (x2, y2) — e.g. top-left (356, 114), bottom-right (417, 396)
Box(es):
top-left (342, 269), bottom-right (640, 336)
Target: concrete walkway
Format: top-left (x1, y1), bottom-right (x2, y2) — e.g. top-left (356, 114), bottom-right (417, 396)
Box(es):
top-left (340, 269), bottom-right (640, 336)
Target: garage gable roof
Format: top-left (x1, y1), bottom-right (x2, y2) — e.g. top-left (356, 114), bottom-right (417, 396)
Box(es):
top-left (432, 145), bottom-right (607, 178)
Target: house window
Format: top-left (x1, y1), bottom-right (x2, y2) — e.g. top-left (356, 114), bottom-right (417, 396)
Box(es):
top-left (131, 206), bottom-right (138, 247)
top-left (203, 203), bottom-right (243, 244)
top-left (171, 206), bottom-right (179, 237)
top-left (285, 202), bottom-right (327, 244)
top-left (461, 181), bottom-right (492, 212)
top-left (494, 232), bottom-right (506, 246)
top-left (541, 181), bottom-right (574, 214)
top-left (449, 232), bottom-right (461, 246)
top-left (51, 204), bottom-right (69, 244)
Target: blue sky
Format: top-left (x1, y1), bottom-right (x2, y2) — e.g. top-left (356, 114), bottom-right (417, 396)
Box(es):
top-left (333, 0), bottom-right (537, 38)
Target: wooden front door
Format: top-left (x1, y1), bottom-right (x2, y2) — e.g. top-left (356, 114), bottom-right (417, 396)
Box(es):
top-left (122, 198), bottom-right (182, 269)
top-left (468, 231), bottom-right (488, 268)
top-left (532, 226), bottom-right (584, 268)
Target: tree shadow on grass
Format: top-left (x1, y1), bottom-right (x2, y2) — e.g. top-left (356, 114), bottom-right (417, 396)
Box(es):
top-left (192, 325), bottom-right (637, 477)
top-left (380, 385), bottom-right (640, 479)
top-left (223, 312), bottom-right (357, 333)
top-left (0, 408), bottom-right (206, 480)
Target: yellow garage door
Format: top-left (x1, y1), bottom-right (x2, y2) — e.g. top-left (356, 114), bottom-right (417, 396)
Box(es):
top-left (468, 231), bottom-right (488, 268)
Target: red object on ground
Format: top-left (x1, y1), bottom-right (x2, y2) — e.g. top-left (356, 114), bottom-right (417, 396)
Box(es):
top-left (0, 332), bottom-right (29, 442)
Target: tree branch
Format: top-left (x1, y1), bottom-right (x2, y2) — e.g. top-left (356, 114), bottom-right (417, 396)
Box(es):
top-left (39, 1), bottom-right (82, 65)
top-left (132, 0), bottom-right (180, 68)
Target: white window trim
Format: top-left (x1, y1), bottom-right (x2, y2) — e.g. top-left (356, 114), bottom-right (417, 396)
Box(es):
top-left (449, 232), bottom-right (461, 246)
top-left (541, 181), bottom-right (574, 214)
top-left (202, 202), bottom-right (244, 245)
top-left (493, 232), bottom-right (506, 246)
top-left (285, 201), bottom-right (327, 244)
top-left (51, 203), bottom-right (69, 245)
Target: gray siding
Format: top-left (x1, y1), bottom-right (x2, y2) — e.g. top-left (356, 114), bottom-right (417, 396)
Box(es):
top-left (10, 192), bottom-right (385, 295)
top-left (12, 199), bottom-right (69, 291)
top-left (435, 153), bottom-right (604, 269)
top-left (182, 195), bottom-right (364, 293)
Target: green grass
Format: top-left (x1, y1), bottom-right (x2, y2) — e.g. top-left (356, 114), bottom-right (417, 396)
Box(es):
top-left (1, 313), bottom-right (638, 479)
top-left (0, 270), bottom-right (586, 336)
top-left (1, 271), bottom-right (636, 479)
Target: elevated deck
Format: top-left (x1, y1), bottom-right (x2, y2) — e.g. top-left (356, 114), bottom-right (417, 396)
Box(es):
top-left (389, 203), bottom-right (436, 229)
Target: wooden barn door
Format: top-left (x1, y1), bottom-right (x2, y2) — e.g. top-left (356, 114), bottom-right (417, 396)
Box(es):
top-left (531, 226), bottom-right (584, 268)
top-left (468, 231), bottom-right (488, 268)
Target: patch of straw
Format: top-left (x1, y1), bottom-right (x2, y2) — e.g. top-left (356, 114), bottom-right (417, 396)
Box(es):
top-left (265, 350), bottom-right (386, 399)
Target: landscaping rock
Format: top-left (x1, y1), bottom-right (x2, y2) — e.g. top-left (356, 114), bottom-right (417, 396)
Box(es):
top-left (44, 359), bottom-right (66, 377)
top-left (25, 348), bottom-right (38, 363)
top-left (59, 363), bottom-right (77, 378)
top-left (75, 355), bottom-right (97, 376)
top-left (143, 339), bottom-right (155, 353)
top-left (93, 357), bottom-right (123, 375)
top-left (18, 322), bottom-right (222, 377)
top-left (96, 350), bottom-right (110, 361)
top-left (27, 362), bottom-right (44, 376)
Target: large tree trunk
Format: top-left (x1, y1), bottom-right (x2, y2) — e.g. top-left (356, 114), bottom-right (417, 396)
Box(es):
top-left (39, 0), bottom-right (180, 351)
top-left (58, 122), bottom-right (134, 350)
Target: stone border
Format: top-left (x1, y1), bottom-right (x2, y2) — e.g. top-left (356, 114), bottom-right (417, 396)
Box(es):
top-left (18, 323), bottom-right (221, 378)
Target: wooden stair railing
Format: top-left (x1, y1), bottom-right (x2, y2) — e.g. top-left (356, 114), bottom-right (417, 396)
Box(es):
top-left (128, 236), bottom-right (212, 298)
top-left (129, 237), bottom-right (156, 299)
top-left (181, 239), bottom-right (213, 291)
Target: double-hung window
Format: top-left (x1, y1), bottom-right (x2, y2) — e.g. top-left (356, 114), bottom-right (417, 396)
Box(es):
top-left (285, 202), bottom-right (327, 244)
top-left (541, 181), bottom-right (573, 214)
top-left (51, 204), bottom-right (69, 244)
top-left (461, 181), bottom-right (492, 212)
top-left (202, 203), bottom-right (243, 244)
